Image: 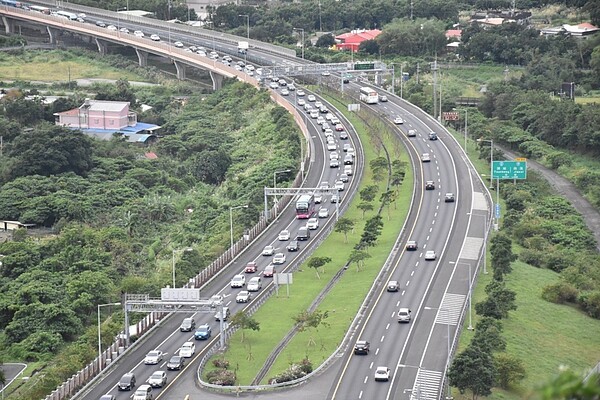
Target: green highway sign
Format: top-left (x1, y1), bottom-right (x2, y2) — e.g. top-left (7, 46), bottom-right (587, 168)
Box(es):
top-left (354, 63), bottom-right (375, 71)
top-left (492, 161), bottom-right (527, 180)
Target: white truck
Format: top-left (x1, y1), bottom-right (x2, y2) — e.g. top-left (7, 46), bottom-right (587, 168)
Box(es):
top-left (238, 41), bottom-right (249, 54)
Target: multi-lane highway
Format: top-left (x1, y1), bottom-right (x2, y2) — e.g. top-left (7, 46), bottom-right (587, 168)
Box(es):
top-left (0, 5), bottom-right (491, 400)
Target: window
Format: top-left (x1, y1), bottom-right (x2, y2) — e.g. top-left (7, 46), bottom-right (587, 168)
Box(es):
top-left (109, 119), bottom-right (114, 125)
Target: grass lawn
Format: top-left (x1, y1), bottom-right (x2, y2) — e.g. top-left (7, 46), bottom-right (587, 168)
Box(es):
top-left (204, 90), bottom-right (413, 385)
top-left (0, 50), bottom-right (146, 82)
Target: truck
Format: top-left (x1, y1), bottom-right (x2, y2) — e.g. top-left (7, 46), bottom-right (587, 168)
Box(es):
top-left (238, 41), bottom-right (249, 54)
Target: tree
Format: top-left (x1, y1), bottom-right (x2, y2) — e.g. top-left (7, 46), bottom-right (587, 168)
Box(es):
top-left (229, 311), bottom-right (260, 344)
top-left (380, 190), bottom-right (397, 220)
top-left (357, 202), bottom-right (374, 219)
top-left (471, 317), bottom-right (506, 353)
top-left (475, 280), bottom-right (517, 319)
top-left (307, 256), bottom-right (332, 279)
top-left (359, 39), bottom-right (379, 55)
top-left (490, 233), bottom-right (516, 281)
top-left (348, 249), bottom-right (371, 271)
top-left (448, 344), bottom-right (495, 400)
top-left (357, 215), bottom-right (383, 250)
top-left (334, 217), bottom-right (354, 243)
top-left (359, 185), bottom-right (379, 202)
top-left (315, 33), bottom-right (335, 48)
top-left (537, 368), bottom-right (600, 399)
top-left (293, 310), bottom-right (329, 347)
top-left (494, 353), bottom-right (526, 390)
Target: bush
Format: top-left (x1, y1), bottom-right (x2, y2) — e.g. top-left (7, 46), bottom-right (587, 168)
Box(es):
top-left (579, 290), bottom-right (600, 319)
top-left (494, 353), bottom-right (526, 389)
top-left (270, 359), bottom-right (313, 384)
top-left (213, 358), bottom-right (230, 369)
top-left (206, 368), bottom-right (236, 386)
top-left (541, 281), bottom-right (579, 304)
top-left (519, 248), bottom-right (544, 268)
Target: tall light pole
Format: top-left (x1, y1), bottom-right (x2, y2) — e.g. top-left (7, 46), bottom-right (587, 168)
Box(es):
top-left (273, 169), bottom-right (291, 218)
top-left (425, 306), bottom-right (451, 400)
top-left (98, 302), bottom-right (121, 371)
top-left (229, 205), bottom-right (248, 248)
top-left (172, 247), bottom-right (193, 288)
top-left (463, 108), bottom-right (468, 152)
top-left (238, 14), bottom-right (249, 39)
top-left (293, 28), bottom-right (304, 59)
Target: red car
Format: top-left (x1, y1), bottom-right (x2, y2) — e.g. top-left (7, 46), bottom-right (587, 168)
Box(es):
top-left (263, 265), bottom-right (276, 277)
top-left (245, 261), bottom-right (257, 273)
top-left (335, 124), bottom-right (344, 132)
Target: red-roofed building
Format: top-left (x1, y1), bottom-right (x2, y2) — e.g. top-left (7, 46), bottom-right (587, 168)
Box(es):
top-left (335, 29), bottom-right (382, 52)
top-left (445, 29), bottom-right (462, 39)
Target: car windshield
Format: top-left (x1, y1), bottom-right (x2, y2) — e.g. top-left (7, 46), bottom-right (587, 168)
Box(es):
top-left (197, 326), bottom-right (209, 333)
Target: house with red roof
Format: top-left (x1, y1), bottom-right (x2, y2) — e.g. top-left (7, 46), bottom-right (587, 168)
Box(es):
top-left (335, 29), bottom-right (382, 52)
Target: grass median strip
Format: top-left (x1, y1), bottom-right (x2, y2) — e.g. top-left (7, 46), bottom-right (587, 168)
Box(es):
top-left (203, 93), bottom-right (413, 385)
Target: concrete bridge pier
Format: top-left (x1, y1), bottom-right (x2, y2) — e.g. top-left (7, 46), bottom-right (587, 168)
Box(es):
top-left (46, 26), bottom-right (59, 43)
top-left (1, 16), bottom-right (14, 34)
top-left (173, 60), bottom-right (186, 80)
top-left (135, 48), bottom-right (148, 67)
top-left (209, 70), bottom-right (225, 90)
top-left (95, 38), bottom-right (108, 55)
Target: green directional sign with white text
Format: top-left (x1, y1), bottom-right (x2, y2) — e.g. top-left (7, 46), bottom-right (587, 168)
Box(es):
top-left (492, 161), bottom-right (527, 180)
top-left (354, 63), bottom-right (375, 71)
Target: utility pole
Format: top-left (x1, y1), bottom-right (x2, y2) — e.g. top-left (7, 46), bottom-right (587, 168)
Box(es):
top-left (416, 63), bottom-right (420, 84)
top-left (432, 59), bottom-right (438, 121)
top-left (410, 0), bottom-right (414, 20)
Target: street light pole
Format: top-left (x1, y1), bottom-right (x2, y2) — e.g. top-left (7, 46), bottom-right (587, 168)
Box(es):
top-left (273, 169), bottom-right (291, 218)
top-left (238, 14), bottom-right (249, 39)
top-left (98, 302), bottom-right (121, 371)
top-left (293, 28), bottom-right (304, 59)
top-left (229, 205), bottom-right (248, 248)
top-left (172, 247), bottom-right (193, 288)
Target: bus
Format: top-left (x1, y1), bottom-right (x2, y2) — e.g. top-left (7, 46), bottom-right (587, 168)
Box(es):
top-left (0, 0), bottom-right (21, 7)
top-left (295, 194), bottom-right (315, 219)
top-left (359, 87), bottom-right (379, 104)
top-left (30, 5), bottom-right (50, 13)
top-left (56, 10), bottom-right (78, 20)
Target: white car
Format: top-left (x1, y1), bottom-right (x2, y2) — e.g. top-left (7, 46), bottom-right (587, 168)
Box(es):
top-left (398, 307), bottom-right (412, 323)
top-left (144, 350), bottom-right (164, 365)
top-left (209, 294), bottom-right (223, 307)
top-left (297, 89), bottom-right (306, 96)
top-left (317, 116), bottom-right (326, 125)
top-left (231, 274), bottom-right (246, 288)
top-left (297, 98), bottom-right (306, 106)
top-left (247, 277), bottom-right (262, 291)
top-left (347, 148), bottom-right (355, 157)
top-left (107, 25), bottom-right (117, 31)
top-left (269, 81), bottom-right (279, 89)
top-left (307, 94), bottom-right (316, 102)
top-left (262, 245), bottom-right (275, 256)
top-left (374, 366), bottom-right (391, 382)
top-left (424, 250), bottom-right (437, 260)
top-left (119, 27), bottom-right (130, 34)
top-left (314, 101), bottom-right (323, 108)
top-left (236, 290), bottom-right (251, 303)
top-left (307, 217), bottom-right (319, 230)
top-left (147, 370), bottom-right (167, 388)
top-left (278, 230), bottom-right (291, 241)
top-left (344, 165), bottom-right (353, 176)
top-left (281, 88), bottom-right (289, 96)
top-left (273, 253), bottom-right (286, 265)
top-left (327, 142), bottom-right (337, 151)
top-left (150, 34), bottom-right (160, 41)
top-left (173, 41), bottom-right (184, 48)
top-left (330, 151), bottom-right (339, 160)
top-left (393, 116), bottom-right (404, 124)
top-left (335, 180), bottom-right (345, 191)
top-left (134, 30), bottom-right (145, 37)
top-left (318, 208), bottom-right (329, 218)
top-left (179, 342), bottom-right (195, 358)
top-left (421, 153), bottom-right (431, 162)
top-left (133, 384), bottom-right (153, 400)
top-left (324, 129), bottom-right (334, 137)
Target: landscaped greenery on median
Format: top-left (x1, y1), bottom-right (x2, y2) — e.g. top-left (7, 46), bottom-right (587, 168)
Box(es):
top-left (203, 91), bottom-right (413, 385)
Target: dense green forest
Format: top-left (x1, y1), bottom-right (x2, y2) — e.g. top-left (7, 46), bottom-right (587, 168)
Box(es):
top-left (0, 77), bottom-right (300, 397)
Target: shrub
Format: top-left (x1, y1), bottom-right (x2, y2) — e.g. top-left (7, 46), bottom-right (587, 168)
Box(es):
top-left (213, 358), bottom-right (230, 369)
top-left (270, 359), bottom-right (313, 384)
top-left (494, 353), bottom-right (526, 389)
top-left (519, 248), bottom-right (544, 268)
top-left (578, 290), bottom-right (600, 319)
top-left (206, 369), bottom-right (236, 386)
top-left (541, 281), bottom-right (579, 304)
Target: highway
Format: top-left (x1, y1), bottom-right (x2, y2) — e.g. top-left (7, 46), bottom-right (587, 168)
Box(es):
top-left (0, 5), bottom-right (491, 400)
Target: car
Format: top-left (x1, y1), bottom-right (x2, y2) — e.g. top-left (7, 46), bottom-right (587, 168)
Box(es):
top-left (117, 373), bottom-right (136, 391)
top-left (273, 253), bottom-right (286, 264)
top-left (147, 371), bottom-right (167, 388)
top-left (344, 154), bottom-right (354, 165)
top-left (335, 124), bottom-right (344, 131)
top-left (331, 116), bottom-right (341, 125)
top-left (119, 27), bottom-right (130, 34)
top-left (424, 250), bottom-right (437, 260)
top-left (317, 116), bottom-right (326, 125)
top-left (144, 350), bottom-right (164, 365)
top-left (344, 165), bottom-right (353, 176)
top-left (335, 180), bottom-right (345, 191)
top-left (209, 51), bottom-right (219, 59)
top-left (321, 123), bottom-right (331, 132)
top-left (331, 194), bottom-right (339, 203)
top-left (209, 294), bottom-right (223, 307)
top-left (95, 21), bottom-right (107, 27)
top-left (393, 117), bottom-right (404, 124)
top-left (330, 151), bottom-right (339, 160)
top-left (107, 25), bottom-right (118, 31)
top-left (236, 290), bottom-right (251, 303)
top-left (214, 307), bottom-right (230, 321)
top-left (318, 208), bottom-right (329, 218)
top-left (269, 81), bottom-right (279, 89)
top-left (100, 396), bottom-right (116, 400)
top-left (347, 148), bottom-right (355, 157)
top-left (278, 79), bottom-right (287, 86)
top-left (314, 101), bottom-right (323, 108)
top-left (132, 384), bottom-right (153, 400)
top-left (387, 281), bottom-right (399, 292)
top-left (247, 276), bottom-right (262, 291)
top-left (307, 217), bottom-right (319, 230)
top-left (179, 342), bottom-right (195, 358)
top-left (278, 230), bottom-right (291, 241)
top-left (197, 50), bottom-right (207, 57)
top-left (425, 180), bottom-right (435, 190)
top-left (329, 157), bottom-right (339, 167)
top-left (327, 142), bottom-right (337, 151)
top-left (444, 193), bottom-right (455, 202)
top-left (297, 98), bottom-right (306, 106)
top-left (263, 264), bottom-right (276, 277)
top-left (310, 110), bottom-right (319, 119)
top-left (397, 307), bottom-right (412, 323)
top-left (179, 317), bottom-right (195, 332)
top-left (307, 94), bottom-right (316, 102)
top-left (321, 71), bottom-right (331, 76)
top-left (262, 245), bottom-right (275, 256)
top-left (287, 240), bottom-right (300, 251)
top-left (406, 240), bottom-right (418, 250)
top-left (339, 131), bottom-right (349, 140)
top-left (354, 340), bottom-right (370, 355)
top-left (374, 366), bottom-right (391, 381)
top-left (326, 113), bottom-right (334, 121)
top-left (166, 355), bottom-right (185, 370)
top-left (304, 103), bottom-right (313, 111)
top-left (245, 261), bottom-right (258, 273)
top-left (231, 274), bottom-right (246, 288)
top-left (297, 89), bottom-right (306, 96)
top-left (343, 143), bottom-right (351, 152)
top-left (421, 153), bottom-right (431, 162)
top-left (194, 324), bottom-right (212, 340)
top-left (319, 106), bottom-right (329, 114)
top-left (324, 128), bottom-right (334, 137)
top-left (379, 95), bottom-right (388, 102)
top-left (150, 34), bottom-right (160, 41)
top-left (340, 173), bottom-right (349, 183)
top-left (429, 131), bottom-right (438, 140)
top-left (342, 74), bottom-right (352, 83)
top-left (314, 193), bottom-right (323, 203)
top-left (288, 83), bottom-right (296, 91)
top-left (173, 41), bottom-right (184, 48)
top-left (281, 89), bottom-right (290, 96)
top-left (407, 129), bottom-right (417, 137)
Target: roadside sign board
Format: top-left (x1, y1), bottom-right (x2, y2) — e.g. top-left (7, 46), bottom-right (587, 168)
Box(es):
top-left (495, 203), bottom-right (501, 219)
top-left (492, 161), bottom-right (527, 180)
top-left (443, 112), bottom-right (459, 121)
top-left (515, 157), bottom-right (527, 162)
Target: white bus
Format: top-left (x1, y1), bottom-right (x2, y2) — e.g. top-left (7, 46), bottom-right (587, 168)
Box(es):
top-left (29, 5), bottom-right (51, 14)
top-left (56, 10), bottom-right (78, 20)
top-left (359, 87), bottom-right (379, 104)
